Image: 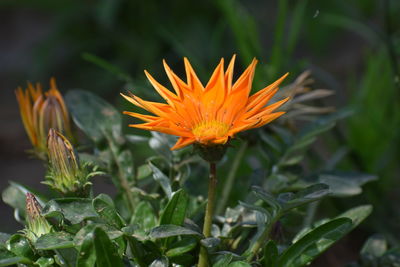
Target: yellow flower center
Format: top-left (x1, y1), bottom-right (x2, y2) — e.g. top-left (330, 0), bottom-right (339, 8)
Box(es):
top-left (192, 120), bottom-right (230, 140)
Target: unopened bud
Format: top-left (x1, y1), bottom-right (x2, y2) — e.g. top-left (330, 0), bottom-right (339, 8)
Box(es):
top-left (15, 78), bottom-right (72, 158)
top-left (25, 193), bottom-right (52, 242)
top-left (45, 129), bottom-right (91, 196)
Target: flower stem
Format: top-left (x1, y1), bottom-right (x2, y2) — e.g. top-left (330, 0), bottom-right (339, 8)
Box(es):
top-left (246, 217), bottom-right (277, 262)
top-left (198, 162), bottom-right (217, 267)
top-left (216, 141), bottom-right (247, 215)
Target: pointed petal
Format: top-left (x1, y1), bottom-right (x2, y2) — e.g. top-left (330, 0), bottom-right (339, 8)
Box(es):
top-left (144, 70), bottom-right (179, 108)
top-left (245, 97), bottom-right (289, 121)
top-left (163, 60), bottom-right (189, 98)
top-left (248, 72), bottom-right (289, 104)
top-left (123, 111), bottom-right (159, 122)
top-left (170, 137), bottom-right (196, 150)
top-left (225, 55), bottom-right (236, 93)
top-left (232, 58), bottom-right (257, 93)
top-left (184, 57), bottom-right (204, 94)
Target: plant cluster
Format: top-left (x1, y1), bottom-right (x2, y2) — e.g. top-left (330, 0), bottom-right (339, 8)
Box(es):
top-left (0, 57), bottom-right (392, 267)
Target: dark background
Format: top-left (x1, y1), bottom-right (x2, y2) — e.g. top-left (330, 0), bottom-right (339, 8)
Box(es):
top-left (1, 0), bottom-right (399, 265)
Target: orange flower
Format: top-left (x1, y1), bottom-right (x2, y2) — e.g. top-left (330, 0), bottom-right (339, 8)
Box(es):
top-left (122, 56), bottom-right (289, 150)
top-left (15, 78), bottom-right (72, 154)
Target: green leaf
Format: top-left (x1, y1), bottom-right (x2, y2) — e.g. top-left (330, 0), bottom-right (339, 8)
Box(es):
top-left (34, 257), bottom-right (55, 267)
top-left (6, 234), bottom-right (34, 258)
top-left (149, 132), bottom-right (175, 160)
top-left (280, 184), bottom-right (330, 211)
top-left (160, 189), bottom-right (188, 226)
top-left (74, 223), bottom-right (123, 247)
top-left (319, 172), bottom-right (377, 197)
top-left (262, 240), bottom-right (278, 267)
top-left (361, 234), bottom-right (387, 258)
top-left (93, 227), bottom-right (124, 267)
top-left (0, 233), bottom-right (10, 248)
top-left (149, 256), bottom-right (169, 267)
top-left (125, 235), bottom-right (148, 267)
top-left (54, 248), bottom-right (77, 266)
top-left (165, 237), bottom-right (198, 257)
top-left (131, 201), bottom-right (158, 233)
top-left (277, 218), bottom-right (352, 267)
top-left (228, 261), bottom-right (252, 267)
top-left (76, 231), bottom-right (96, 267)
top-left (93, 194), bottom-right (125, 228)
top-left (42, 198), bottom-right (98, 224)
top-left (65, 90), bottom-right (122, 143)
top-left (0, 248), bottom-right (31, 266)
top-left (150, 225), bottom-right (202, 239)
top-left (337, 205), bottom-right (372, 228)
top-left (213, 253), bottom-right (233, 267)
top-left (148, 162), bottom-right (172, 199)
top-left (137, 164), bottom-right (153, 180)
top-left (35, 232), bottom-right (74, 250)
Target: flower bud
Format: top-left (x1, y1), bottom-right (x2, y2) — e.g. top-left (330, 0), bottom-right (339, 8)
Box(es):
top-left (25, 193), bottom-right (52, 242)
top-left (15, 78), bottom-right (72, 158)
top-left (45, 128), bottom-right (91, 196)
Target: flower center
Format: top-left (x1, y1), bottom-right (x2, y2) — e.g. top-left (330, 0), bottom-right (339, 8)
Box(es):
top-left (192, 120), bottom-right (230, 140)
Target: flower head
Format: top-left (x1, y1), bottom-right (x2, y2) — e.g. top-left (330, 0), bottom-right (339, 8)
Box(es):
top-left (122, 56), bottom-right (289, 150)
top-left (44, 128), bottom-right (92, 196)
top-left (24, 193), bottom-right (52, 242)
top-left (15, 78), bottom-right (72, 156)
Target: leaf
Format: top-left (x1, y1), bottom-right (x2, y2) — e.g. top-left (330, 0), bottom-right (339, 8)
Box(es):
top-left (213, 253), bottom-right (233, 267)
top-left (35, 232), bottom-right (74, 250)
top-left (34, 257), bottom-right (55, 267)
top-left (0, 233), bottom-right (10, 248)
top-left (130, 201), bottom-right (158, 233)
top-left (200, 237), bottom-right (220, 250)
top-left (319, 172), bottom-right (377, 197)
top-left (337, 205), bottom-right (372, 228)
top-left (148, 161), bottom-right (172, 199)
top-left (166, 237), bottom-right (198, 257)
top-left (280, 184), bottom-right (330, 211)
top-left (93, 227), bottom-right (124, 267)
top-left (65, 90), bottom-right (122, 143)
top-left (76, 231), bottom-right (96, 267)
top-left (361, 234), bottom-right (387, 258)
top-left (42, 198), bottom-right (98, 224)
top-left (149, 132), bottom-right (175, 159)
top-left (137, 164), bottom-right (153, 180)
top-left (228, 261), bottom-right (252, 267)
top-left (125, 235), bottom-right (148, 267)
top-left (0, 248), bottom-right (31, 266)
top-left (74, 223), bottom-right (123, 247)
top-left (149, 256), bottom-right (169, 267)
top-left (6, 234), bottom-right (34, 258)
top-left (160, 189), bottom-right (188, 226)
top-left (277, 218), bottom-right (352, 267)
top-left (93, 194), bottom-right (125, 228)
top-left (262, 240), bottom-right (278, 267)
top-left (150, 225), bottom-right (202, 239)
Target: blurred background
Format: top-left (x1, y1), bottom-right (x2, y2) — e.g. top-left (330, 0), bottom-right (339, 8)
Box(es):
top-left (0, 0), bottom-right (399, 265)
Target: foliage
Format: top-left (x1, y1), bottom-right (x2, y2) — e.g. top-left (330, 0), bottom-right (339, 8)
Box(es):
top-left (1, 84), bottom-right (376, 266)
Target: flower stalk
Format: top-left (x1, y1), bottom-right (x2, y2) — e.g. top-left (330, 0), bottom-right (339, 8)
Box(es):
top-left (198, 162), bottom-right (217, 267)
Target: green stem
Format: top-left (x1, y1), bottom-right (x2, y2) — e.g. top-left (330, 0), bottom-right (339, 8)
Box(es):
top-left (105, 133), bottom-right (135, 213)
top-left (216, 141), bottom-right (247, 215)
top-left (246, 217), bottom-right (278, 262)
top-left (198, 163), bottom-right (217, 267)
